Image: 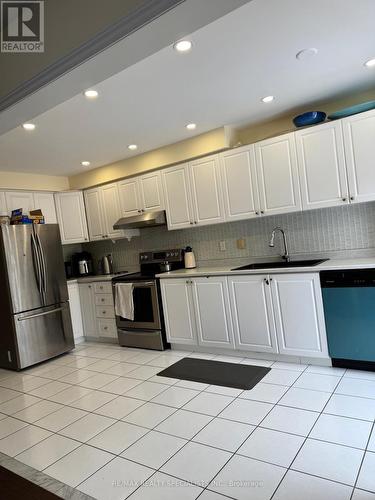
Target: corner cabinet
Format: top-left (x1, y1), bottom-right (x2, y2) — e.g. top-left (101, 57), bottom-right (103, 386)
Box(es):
top-left (255, 133), bottom-right (302, 216)
top-left (270, 273), bottom-right (328, 358)
top-left (55, 191), bottom-right (89, 244)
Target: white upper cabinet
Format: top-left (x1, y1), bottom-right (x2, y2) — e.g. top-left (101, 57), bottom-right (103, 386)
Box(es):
top-left (343, 109), bottom-right (375, 204)
top-left (228, 275), bottom-right (278, 353)
top-left (162, 163), bottom-right (194, 230)
top-left (160, 278), bottom-right (197, 345)
top-left (296, 121), bottom-right (349, 210)
top-left (84, 188), bottom-right (105, 241)
top-left (100, 183), bottom-right (124, 239)
top-left (192, 276), bottom-right (234, 349)
top-left (270, 273), bottom-right (328, 358)
top-left (190, 154), bottom-right (225, 226)
top-left (33, 192), bottom-right (57, 223)
top-left (255, 133), bottom-right (302, 215)
top-left (221, 145), bottom-right (260, 221)
top-left (138, 171), bottom-right (164, 212)
top-left (5, 191), bottom-right (35, 214)
top-left (118, 178), bottom-right (141, 218)
top-left (55, 191), bottom-right (89, 244)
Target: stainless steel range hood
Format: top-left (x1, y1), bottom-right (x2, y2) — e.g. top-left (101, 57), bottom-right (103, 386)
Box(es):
top-left (113, 210), bottom-right (166, 230)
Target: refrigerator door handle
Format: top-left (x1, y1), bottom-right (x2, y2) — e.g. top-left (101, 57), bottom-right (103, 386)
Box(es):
top-left (17, 306), bottom-right (64, 322)
top-left (31, 232), bottom-right (43, 298)
top-left (36, 231), bottom-right (47, 302)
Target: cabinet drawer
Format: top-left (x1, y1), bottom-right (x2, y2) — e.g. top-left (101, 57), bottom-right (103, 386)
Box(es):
top-left (98, 319), bottom-right (117, 338)
top-left (94, 282), bottom-right (112, 294)
top-left (95, 294), bottom-right (113, 306)
top-left (96, 305), bottom-right (115, 319)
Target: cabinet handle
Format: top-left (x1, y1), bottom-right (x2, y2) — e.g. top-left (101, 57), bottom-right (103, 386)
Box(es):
top-left (194, 221), bottom-right (198, 225)
top-left (264, 278), bottom-right (269, 285)
top-left (342, 197), bottom-right (347, 202)
top-left (260, 210), bottom-right (265, 215)
top-left (104, 326), bottom-right (108, 330)
top-left (255, 211), bottom-right (260, 216)
top-left (350, 196), bottom-right (355, 201)
top-left (190, 221), bottom-right (193, 225)
top-left (102, 311), bottom-right (106, 314)
top-left (101, 298), bottom-right (105, 302)
top-left (88, 285), bottom-right (92, 288)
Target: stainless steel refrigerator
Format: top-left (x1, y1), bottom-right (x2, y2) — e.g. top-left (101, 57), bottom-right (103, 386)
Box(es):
top-left (0, 224), bottom-right (74, 370)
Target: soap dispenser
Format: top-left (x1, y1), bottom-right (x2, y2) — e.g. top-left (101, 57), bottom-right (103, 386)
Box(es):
top-left (184, 246), bottom-right (196, 269)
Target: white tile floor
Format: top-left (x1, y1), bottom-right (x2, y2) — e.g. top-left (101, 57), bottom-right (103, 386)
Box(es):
top-left (0, 342), bottom-right (374, 500)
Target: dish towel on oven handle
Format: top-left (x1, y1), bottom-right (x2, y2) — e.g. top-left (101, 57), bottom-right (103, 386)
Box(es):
top-left (115, 283), bottom-right (134, 321)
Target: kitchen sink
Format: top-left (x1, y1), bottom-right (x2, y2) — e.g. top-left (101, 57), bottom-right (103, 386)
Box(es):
top-left (231, 259), bottom-right (328, 271)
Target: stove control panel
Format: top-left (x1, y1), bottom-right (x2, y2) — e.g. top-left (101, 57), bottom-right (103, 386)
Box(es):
top-left (139, 249), bottom-right (184, 263)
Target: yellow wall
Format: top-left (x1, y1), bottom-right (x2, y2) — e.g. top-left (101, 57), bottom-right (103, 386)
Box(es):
top-left (69, 127), bottom-right (233, 189)
top-left (69, 87), bottom-right (375, 190)
top-left (0, 171), bottom-right (69, 191)
top-left (238, 88), bottom-right (375, 145)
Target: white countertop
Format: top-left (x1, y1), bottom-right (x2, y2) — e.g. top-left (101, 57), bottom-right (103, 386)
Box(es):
top-left (67, 272), bottom-right (132, 284)
top-left (156, 257), bottom-right (375, 278)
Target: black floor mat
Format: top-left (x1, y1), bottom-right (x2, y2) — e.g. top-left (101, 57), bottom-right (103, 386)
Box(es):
top-left (157, 357), bottom-right (271, 390)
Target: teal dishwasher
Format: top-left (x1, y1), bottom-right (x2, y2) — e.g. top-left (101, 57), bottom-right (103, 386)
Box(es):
top-left (321, 270), bottom-right (375, 370)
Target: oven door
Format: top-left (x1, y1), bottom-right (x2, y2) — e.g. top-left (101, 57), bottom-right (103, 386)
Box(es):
top-left (115, 281), bottom-right (161, 330)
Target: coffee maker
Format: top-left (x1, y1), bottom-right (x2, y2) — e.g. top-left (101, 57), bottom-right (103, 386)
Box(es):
top-left (71, 251), bottom-right (94, 277)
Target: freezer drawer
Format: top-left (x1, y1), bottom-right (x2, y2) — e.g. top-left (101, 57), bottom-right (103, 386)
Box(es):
top-left (14, 302), bottom-right (74, 368)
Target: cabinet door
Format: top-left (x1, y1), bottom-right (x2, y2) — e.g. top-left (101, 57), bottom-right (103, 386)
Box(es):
top-left (296, 121), bottom-right (349, 210)
top-left (160, 279), bottom-right (197, 345)
top-left (55, 191), bottom-right (89, 244)
top-left (100, 183), bottom-right (124, 239)
top-left (139, 171), bottom-right (164, 212)
top-left (118, 178), bottom-right (141, 217)
top-left (343, 109), bottom-right (375, 204)
top-left (5, 191), bottom-right (34, 214)
top-left (68, 283), bottom-right (84, 341)
top-left (271, 273), bottom-right (328, 358)
top-left (33, 192), bottom-right (57, 223)
top-left (228, 275), bottom-right (278, 353)
top-left (79, 283), bottom-right (98, 338)
top-left (192, 277), bottom-right (234, 349)
top-left (162, 163), bottom-right (194, 230)
top-left (190, 155), bottom-right (225, 226)
top-left (256, 133), bottom-right (301, 215)
top-left (221, 145), bottom-right (260, 221)
top-left (84, 188), bottom-right (105, 241)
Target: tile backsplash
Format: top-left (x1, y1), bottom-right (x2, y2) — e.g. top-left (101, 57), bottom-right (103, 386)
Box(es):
top-left (81, 202), bottom-right (375, 272)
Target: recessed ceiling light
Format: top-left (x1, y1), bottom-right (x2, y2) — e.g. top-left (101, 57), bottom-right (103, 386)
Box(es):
top-left (364, 58), bottom-right (375, 68)
top-left (128, 144), bottom-right (138, 151)
top-left (81, 161), bottom-right (90, 167)
top-left (84, 89), bottom-right (98, 98)
top-left (22, 123), bottom-right (36, 130)
top-left (296, 47), bottom-right (318, 60)
top-left (261, 95), bottom-right (274, 103)
top-left (174, 40), bottom-right (192, 53)
top-left (186, 123), bottom-right (197, 130)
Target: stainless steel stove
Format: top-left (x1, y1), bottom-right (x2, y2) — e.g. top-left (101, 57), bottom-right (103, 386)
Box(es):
top-left (112, 249), bottom-right (184, 350)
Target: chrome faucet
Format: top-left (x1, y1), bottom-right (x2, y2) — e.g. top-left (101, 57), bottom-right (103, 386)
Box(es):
top-left (269, 227), bottom-right (290, 262)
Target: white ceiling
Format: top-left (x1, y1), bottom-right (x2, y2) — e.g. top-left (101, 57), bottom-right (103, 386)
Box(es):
top-left (0, 0), bottom-right (375, 176)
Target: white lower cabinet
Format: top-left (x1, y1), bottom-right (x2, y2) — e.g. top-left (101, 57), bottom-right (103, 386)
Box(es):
top-left (79, 283), bottom-right (98, 338)
top-left (270, 273), bottom-right (328, 358)
top-left (78, 282), bottom-right (117, 340)
top-left (67, 282), bottom-right (84, 342)
top-left (192, 277), bottom-right (234, 349)
top-left (228, 275), bottom-right (278, 353)
top-left (161, 272), bottom-right (328, 359)
top-left (160, 279), bottom-right (197, 345)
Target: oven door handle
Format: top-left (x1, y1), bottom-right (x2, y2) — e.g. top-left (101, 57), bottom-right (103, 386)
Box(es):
top-left (133, 282), bottom-right (155, 287)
